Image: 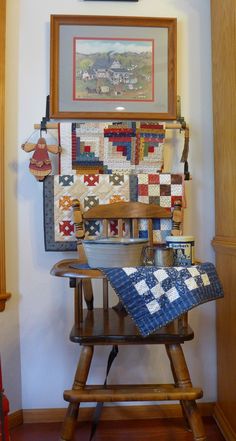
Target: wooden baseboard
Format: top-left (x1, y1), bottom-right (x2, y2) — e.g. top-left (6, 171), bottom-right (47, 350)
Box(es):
top-left (21, 402), bottom-right (214, 425)
top-left (213, 403), bottom-right (236, 441)
top-left (9, 409), bottom-right (23, 429)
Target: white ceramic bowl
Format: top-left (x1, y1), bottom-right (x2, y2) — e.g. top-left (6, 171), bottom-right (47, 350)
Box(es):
top-left (82, 238), bottom-right (148, 268)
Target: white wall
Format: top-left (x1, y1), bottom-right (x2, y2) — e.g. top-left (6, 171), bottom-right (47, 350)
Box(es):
top-left (3, 0), bottom-right (215, 412)
top-left (1, 0), bottom-right (22, 413)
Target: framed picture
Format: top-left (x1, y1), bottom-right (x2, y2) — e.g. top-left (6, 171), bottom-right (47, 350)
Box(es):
top-left (50, 15), bottom-right (177, 120)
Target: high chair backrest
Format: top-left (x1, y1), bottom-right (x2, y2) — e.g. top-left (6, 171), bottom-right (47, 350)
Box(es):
top-left (83, 201), bottom-right (172, 247)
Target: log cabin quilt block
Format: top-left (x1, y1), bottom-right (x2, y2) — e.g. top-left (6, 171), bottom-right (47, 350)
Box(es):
top-left (59, 122), bottom-right (165, 175)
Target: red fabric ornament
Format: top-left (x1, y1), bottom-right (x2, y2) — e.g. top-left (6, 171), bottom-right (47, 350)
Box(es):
top-left (22, 137), bottom-right (61, 181)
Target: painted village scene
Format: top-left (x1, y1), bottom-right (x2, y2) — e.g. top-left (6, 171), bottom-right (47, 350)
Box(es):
top-left (73, 38), bottom-right (154, 101)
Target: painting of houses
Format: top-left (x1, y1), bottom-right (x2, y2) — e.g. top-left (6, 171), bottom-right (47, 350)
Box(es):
top-left (73, 38), bottom-right (154, 101)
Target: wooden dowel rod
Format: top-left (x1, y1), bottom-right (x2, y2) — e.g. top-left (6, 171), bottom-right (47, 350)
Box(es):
top-left (34, 122), bottom-right (189, 130)
top-left (34, 123), bottom-right (59, 129)
top-left (166, 123), bottom-right (189, 130)
top-left (74, 280), bottom-right (83, 325)
top-left (148, 219), bottom-right (153, 247)
top-left (132, 219), bottom-right (139, 238)
top-left (103, 279), bottom-right (109, 310)
top-left (118, 219), bottom-right (123, 238)
top-left (102, 219), bottom-right (108, 237)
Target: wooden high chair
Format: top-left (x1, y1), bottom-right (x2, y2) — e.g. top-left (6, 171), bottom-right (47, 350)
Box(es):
top-left (51, 201), bottom-right (206, 441)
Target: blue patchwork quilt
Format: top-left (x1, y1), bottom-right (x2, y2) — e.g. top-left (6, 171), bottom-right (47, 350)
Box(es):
top-left (101, 263), bottom-right (224, 337)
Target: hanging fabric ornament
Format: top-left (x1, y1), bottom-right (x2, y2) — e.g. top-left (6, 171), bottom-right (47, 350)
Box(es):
top-left (22, 135), bottom-right (61, 181)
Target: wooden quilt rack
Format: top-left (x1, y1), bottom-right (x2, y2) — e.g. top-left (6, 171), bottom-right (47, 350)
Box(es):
top-left (33, 121), bottom-right (190, 179)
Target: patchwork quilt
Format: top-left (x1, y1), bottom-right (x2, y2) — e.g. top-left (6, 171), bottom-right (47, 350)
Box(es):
top-left (43, 173), bottom-right (185, 251)
top-left (42, 121), bottom-right (186, 252)
top-left (59, 121), bottom-right (165, 175)
top-left (102, 262), bottom-right (224, 336)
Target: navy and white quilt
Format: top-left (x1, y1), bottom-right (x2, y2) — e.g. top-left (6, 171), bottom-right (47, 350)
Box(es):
top-left (101, 262), bottom-right (223, 337)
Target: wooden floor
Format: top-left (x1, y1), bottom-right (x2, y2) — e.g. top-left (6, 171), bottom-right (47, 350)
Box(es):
top-left (10, 417), bottom-right (225, 441)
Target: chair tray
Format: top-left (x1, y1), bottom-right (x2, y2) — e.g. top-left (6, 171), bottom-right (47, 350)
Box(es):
top-left (70, 308), bottom-right (194, 345)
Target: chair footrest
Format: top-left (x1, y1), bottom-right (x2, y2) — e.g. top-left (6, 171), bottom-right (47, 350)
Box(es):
top-left (64, 384), bottom-right (203, 403)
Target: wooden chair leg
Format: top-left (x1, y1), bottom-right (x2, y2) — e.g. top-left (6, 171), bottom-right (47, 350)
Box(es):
top-left (166, 344), bottom-right (191, 431)
top-left (166, 344), bottom-right (207, 441)
top-left (60, 345), bottom-right (94, 441)
top-left (182, 400), bottom-right (207, 441)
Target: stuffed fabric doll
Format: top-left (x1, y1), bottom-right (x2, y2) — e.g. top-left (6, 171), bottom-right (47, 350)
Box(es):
top-left (22, 137), bottom-right (61, 181)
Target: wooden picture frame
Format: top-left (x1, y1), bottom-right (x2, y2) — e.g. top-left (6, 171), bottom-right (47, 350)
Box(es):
top-left (84, 0), bottom-right (139, 2)
top-left (50, 15), bottom-right (177, 120)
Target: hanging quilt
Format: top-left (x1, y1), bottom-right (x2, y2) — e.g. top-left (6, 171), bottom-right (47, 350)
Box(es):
top-left (43, 173), bottom-right (185, 251)
top-left (58, 121), bottom-right (165, 175)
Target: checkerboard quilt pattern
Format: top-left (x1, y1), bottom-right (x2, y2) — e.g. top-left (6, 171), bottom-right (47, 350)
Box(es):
top-left (137, 173), bottom-right (185, 242)
top-left (102, 262), bottom-right (224, 336)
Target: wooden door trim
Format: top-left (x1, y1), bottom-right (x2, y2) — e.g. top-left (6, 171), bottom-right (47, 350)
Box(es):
top-left (211, 0), bottom-right (236, 438)
top-left (212, 236), bottom-right (236, 256)
top-left (214, 404), bottom-right (236, 441)
top-left (0, 0), bottom-right (11, 312)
